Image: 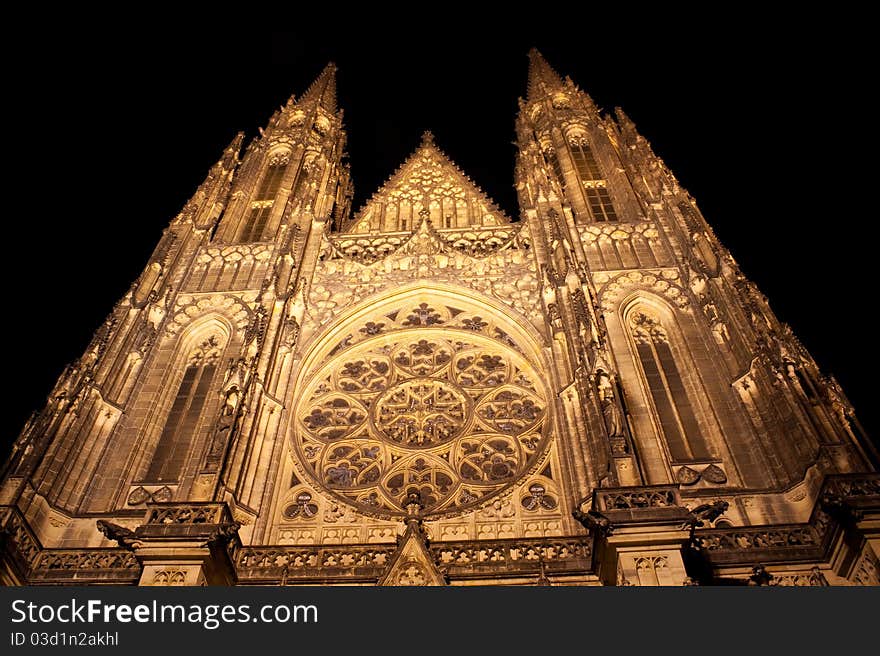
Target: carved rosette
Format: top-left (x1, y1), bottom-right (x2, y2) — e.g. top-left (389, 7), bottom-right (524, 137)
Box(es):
top-left (293, 329), bottom-right (550, 519)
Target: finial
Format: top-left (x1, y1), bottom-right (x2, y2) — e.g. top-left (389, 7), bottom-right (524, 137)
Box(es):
top-left (527, 48), bottom-right (565, 100)
top-left (403, 490), bottom-right (425, 531)
top-left (405, 490), bottom-right (424, 517)
top-left (536, 557), bottom-right (551, 586)
top-left (421, 130), bottom-right (435, 146)
top-left (225, 132), bottom-right (245, 156)
top-left (297, 62), bottom-right (338, 113)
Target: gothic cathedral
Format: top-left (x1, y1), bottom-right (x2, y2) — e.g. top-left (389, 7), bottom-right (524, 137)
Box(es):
top-left (2, 52), bottom-right (877, 586)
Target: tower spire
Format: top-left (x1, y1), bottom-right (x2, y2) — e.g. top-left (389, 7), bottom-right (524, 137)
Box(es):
top-left (220, 131), bottom-right (245, 167)
top-left (298, 62), bottom-right (338, 113)
top-left (527, 48), bottom-right (565, 100)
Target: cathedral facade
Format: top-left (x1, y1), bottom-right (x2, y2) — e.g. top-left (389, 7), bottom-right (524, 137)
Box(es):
top-left (1, 52), bottom-right (877, 586)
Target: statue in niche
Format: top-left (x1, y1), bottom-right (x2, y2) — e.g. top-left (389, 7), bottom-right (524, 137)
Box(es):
top-left (281, 316), bottom-right (300, 351)
top-left (206, 358), bottom-right (250, 463)
top-left (596, 368), bottom-right (624, 437)
top-left (824, 376), bottom-right (853, 429)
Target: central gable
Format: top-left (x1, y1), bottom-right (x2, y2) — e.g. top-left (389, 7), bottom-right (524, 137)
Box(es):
top-left (346, 132), bottom-right (511, 233)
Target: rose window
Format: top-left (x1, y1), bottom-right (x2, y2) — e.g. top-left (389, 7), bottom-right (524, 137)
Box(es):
top-left (374, 379), bottom-right (469, 447)
top-left (294, 330), bottom-right (549, 518)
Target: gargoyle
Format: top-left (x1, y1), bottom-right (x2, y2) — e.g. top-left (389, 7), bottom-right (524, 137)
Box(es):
top-left (96, 520), bottom-right (139, 549)
top-left (690, 500), bottom-right (730, 527)
top-left (748, 564), bottom-right (773, 586)
top-left (202, 521), bottom-right (241, 547)
top-left (572, 508), bottom-right (612, 535)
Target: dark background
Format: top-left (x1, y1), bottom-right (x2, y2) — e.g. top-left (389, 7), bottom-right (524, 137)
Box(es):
top-left (2, 26), bottom-right (874, 457)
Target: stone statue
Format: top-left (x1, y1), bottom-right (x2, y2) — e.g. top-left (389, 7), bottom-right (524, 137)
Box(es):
top-left (596, 369), bottom-right (624, 437)
top-left (748, 564), bottom-right (772, 586)
top-left (202, 521), bottom-right (242, 548)
top-left (690, 500), bottom-right (729, 527)
top-left (222, 385), bottom-right (241, 418)
top-left (602, 400), bottom-right (624, 437)
top-left (282, 316), bottom-right (300, 351)
top-left (572, 508), bottom-right (611, 535)
top-left (809, 566), bottom-right (829, 587)
top-left (824, 376), bottom-right (853, 429)
top-left (96, 520), bottom-right (139, 549)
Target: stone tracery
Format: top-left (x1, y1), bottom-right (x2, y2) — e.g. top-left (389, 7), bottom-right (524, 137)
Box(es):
top-left (294, 324), bottom-right (550, 519)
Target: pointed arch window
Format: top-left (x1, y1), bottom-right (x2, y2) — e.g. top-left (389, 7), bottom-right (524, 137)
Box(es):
top-left (569, 138), bottom-right (603, 181)
top-left (569, 136), bottom-right (618, 222)
top-left (584, 182), bottom-right (618, 222)
top-left (547, 150), bottom-right (564, 185)
top-left (630, 312), bottom-right (709, 461)
top-left (144, 336), bottom-right (221, 482)
top-left (240, 152), bottom-right (290, 242)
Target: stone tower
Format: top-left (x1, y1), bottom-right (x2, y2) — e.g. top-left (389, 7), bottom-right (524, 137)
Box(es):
top-left (1, 53), bottom-right (877, 587)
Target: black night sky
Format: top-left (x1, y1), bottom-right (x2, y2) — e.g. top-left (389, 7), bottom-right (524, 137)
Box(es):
top-left (3, 27), bottom-right (875, 458)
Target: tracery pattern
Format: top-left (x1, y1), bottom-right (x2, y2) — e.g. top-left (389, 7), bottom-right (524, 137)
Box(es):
top-left (295, 328), bottom-right (549, 518)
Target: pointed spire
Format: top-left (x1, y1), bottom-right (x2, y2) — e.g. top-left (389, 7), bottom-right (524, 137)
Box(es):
top-left (528, 48), bottom-right (565, 100)
top-left (221, 132), bottom-right (245, 167)
top-left (298, 62), bottom-right (337, 113)
top-left (202, 131), bottom-right (245, 186)
top-left (614, 107), bottom-right (637, 132)
top-left (421, 130), bottom-right (435, 146)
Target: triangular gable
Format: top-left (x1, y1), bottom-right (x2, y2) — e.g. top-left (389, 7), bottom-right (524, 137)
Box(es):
top-left (378, 518), bottom-right (446, 586)
top-left (347, 132), bottom-right (511, 234)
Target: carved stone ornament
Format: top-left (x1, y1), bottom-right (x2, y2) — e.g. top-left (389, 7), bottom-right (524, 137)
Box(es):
top-left (378, 508), bottom-right (446, 587)
top-left (283, 491), bottom-right (320, 520)
top-left (701, 464), bottom-right (728, 484)
top-left (127, 486), bottom-right (151, 506)
top-left (127, 485), bottom-right (174, 506)
top-left (95, 520), bottom-right (139, 549)
top-left (521, 482), bottom-right (558, 511)
top-left (595, 269), bottom-right (689, 313)
top-left (294, 329), bottom-right (550, 519)
top-left (166, 294), bottom-right (252, 336)
top-left (349, 135), bottom-right (510, 235)
top-left (675, 465), bottom-right (701, 486)
top-left (152, 486), bottom-right (173, 502)
top-left (689, 500), bottom-right (729, 527)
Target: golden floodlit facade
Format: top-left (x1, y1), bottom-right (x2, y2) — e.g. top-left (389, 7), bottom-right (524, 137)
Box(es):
top-left (2, 52), bottom-right (878, 586)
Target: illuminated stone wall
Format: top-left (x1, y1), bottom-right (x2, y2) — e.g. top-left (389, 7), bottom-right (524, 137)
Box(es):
top-left (1, 55), bottom-right (875, 586)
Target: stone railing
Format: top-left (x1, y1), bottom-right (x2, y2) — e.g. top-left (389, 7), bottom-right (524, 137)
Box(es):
top-left (0, 506), bottom-right (41, 578)
top-left (236, 545), bottom-right (397, 583)
top-left (143, 503), bottom-right (228, 526)
top-left (767, 570), bottom-right (829, 586)
top-left (593, 485), bottom-right (680, 511)
top-left (430, 537), bottom-right (592, 578)
top-left (696, 525), bottom-right (820, 551)
top-left (578, 484), bottom-right (691, 528)
top-left (137, 502), bottom-right (237, 542)
top-left (695, 473), bottom-right (880, 567)
top-left (4, 474), bottom-right (877, 585)
top-left (28, 549), bottom-right (139, 584)
top-left (236, 536), bottom-right (593, 583)
top-left (821, 472), bottom-right (880, 509)
top-left (1, 506), bottom-right (139, 585)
